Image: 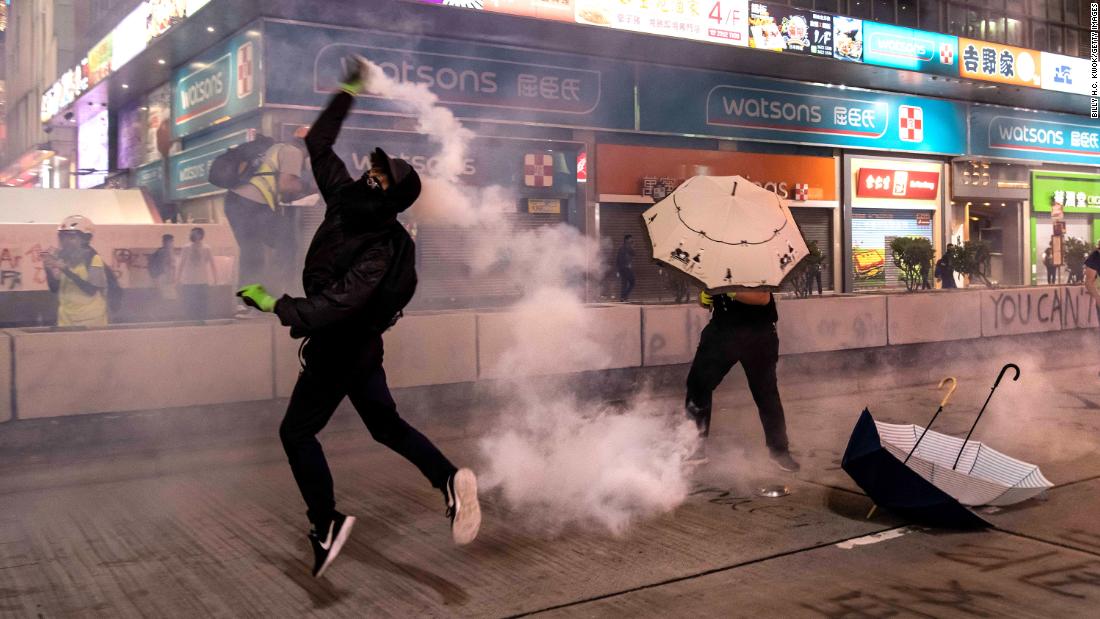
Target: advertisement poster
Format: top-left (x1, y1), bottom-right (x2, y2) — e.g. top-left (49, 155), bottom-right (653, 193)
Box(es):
top-left (748, 3), bottom-right (831, 57)
top-left (148, 0), bottom-right (187, 39)
top-left (111, 3), bottom-right (149, 70)
top-left (573, 0), bottom-right (748, 48)
top-left (959, 39), bottom-right (1041, 88)
top-left (832, 16), bottom-right (862, 62)
top-left (86, 34), bottom-right (113, 88)
top-left (862, 22), bottom-right (957, 76)
top-left (78, 110), bottom-right (110, 189)
top-left (1040, 52), bottom-right (1091, 96)
top-left (117, 103), bottom-right (144, 170)
top-left (145, 84), bottom-right (172, 164)
top-left (485, 0), bottom-right (574, 22)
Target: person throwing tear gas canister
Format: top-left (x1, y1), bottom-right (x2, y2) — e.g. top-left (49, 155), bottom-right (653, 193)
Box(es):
top-left (235, 58), bottom-right (481, 579)
top-left (683, 288), bottom-right (799, 472)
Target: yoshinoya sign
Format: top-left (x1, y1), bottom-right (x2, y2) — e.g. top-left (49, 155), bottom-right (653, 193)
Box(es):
top-left (856, 168), bottom-right (939, 200)
top-left (1039, 52), bottom-right (1091, 96)
top-left (172, 30), bottom-right (261, 139)
top-left (638, 67), bottom-right (966, 154)
top-left (958, 38), bottom-right (1041, 88)
top-left (262, 20), bottom-right (634, 131)
top-left (862, 22), bottom-right (957, 76)
top-left (969, 106), bottom-right (1100, 166)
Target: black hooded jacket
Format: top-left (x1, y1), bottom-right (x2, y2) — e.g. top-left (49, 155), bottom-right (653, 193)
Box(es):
top-left (273, 91), bottom-right (421, 340)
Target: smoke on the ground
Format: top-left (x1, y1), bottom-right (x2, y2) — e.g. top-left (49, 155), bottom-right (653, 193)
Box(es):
top-left (360, 58), bottom-right (699, 536)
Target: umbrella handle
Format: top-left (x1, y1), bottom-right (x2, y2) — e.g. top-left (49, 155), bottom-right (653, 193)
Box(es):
top-left (904, 377), bottom-right (959, 464)
top-left (952, 363), bottom-right (1021, 470)
top-left (938, 376), bottom-right (958, 408)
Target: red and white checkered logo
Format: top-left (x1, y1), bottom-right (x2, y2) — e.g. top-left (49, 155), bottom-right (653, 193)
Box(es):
top-left (237, 42), bottom-right (254, 99)
top-left (793, 184), bottom-right (809, 201)
top-left (939, 43), bottom-right (955, 65)
top-left (899, 105), bottom-right (923, 143)
top-left (524, 153), bottom-right (554, 188)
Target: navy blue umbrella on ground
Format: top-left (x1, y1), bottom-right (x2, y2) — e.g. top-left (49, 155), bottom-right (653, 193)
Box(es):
top-left (842, 407), bottom-right (989, 529)
top-left (842, 363), bottom-right (1045, 529)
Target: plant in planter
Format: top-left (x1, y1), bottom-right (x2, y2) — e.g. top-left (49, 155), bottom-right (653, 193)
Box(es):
top-left (889, 237), bottom-right (934, 292)
top-left (948, 240), bottom-right (994, 287)
top-left (1063, 236), bottom-right (1089, 284)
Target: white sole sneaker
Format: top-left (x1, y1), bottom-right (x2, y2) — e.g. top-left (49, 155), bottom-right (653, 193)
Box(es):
top-left (450, 468), bottom-right (481, 545)
top-left (316, 515), bottom-right (355, 578)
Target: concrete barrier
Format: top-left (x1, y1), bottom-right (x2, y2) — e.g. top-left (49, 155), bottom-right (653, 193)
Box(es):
top-left (478, 304), bottom-right (642, 379)
top-left (888, 291), bottom-right (982, 345)
top-left (981, 285), bottom-right (1098, 337)
top-left (12, 322), bottom-right (273, 419)
top-left (0, 331), bottom-right (11, 423)
top-left (641, 305), bottom-right (710, 366)
top-left (777, 295), bottom-right (888, 354)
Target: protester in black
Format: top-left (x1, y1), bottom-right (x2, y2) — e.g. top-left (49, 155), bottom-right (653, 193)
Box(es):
top-left (935, 246), bottom-right (957, 289)
top-left (236, 61), bottom-right (481, 578)
top-left (616, 234), bottom-right (636, 302)
top-left (1084, 241), bottom-right (1100, 321)
top-left (684, 289), bottom-right (799, 472)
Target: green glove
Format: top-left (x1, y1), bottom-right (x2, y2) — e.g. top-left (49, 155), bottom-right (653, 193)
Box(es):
top-left (236, 284), bottom-right (276, 313)
top-left (699, 290), bottom-right (713, 307)
top-left (339, 55), bottom-right (368, 95)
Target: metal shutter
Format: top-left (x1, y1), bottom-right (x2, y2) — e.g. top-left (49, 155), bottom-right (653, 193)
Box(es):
top-left (790, 207), bottom-right (834, 292)
top-left (411, 209), bottom-right (567, 309)
top-left (599, 202), bottom-right (690, 302)
top-left (851, 208), bottom-right (934, 291)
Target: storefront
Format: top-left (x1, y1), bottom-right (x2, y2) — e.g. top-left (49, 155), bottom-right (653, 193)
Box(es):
top-left (967, 106), bottom-right (1100, 285)
top-left (1030, 170), bottom-right (1100, 284)
top-left (949, 160), bottom-right (1030, 286)
top-left (594, 143), bottom-right (839, 301)
top-left (844, 155), bottom-right (946, 291)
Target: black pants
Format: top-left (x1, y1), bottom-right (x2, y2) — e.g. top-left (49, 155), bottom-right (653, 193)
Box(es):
top-left (179, 284), bottom-right (208, 320)
top-left (279, 335), bottom-right (457, 528)
top-left (224, 192), bottom-right (296, 290)
top-left (685, 322), bottom-right (790, 454)
top-left (805, 270), bottom-right (822, 295)
top-left (1046, 266), bottom-right (1058, 284)
top-left (619, 269), bottom-right (635, 301)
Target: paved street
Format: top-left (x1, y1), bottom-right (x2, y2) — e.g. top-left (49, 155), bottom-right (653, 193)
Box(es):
top-left (2, 350), bottom-right (1098, 617)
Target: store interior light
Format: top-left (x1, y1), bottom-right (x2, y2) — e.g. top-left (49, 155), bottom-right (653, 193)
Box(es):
top-left (970, 216), bottom-right (980, 221)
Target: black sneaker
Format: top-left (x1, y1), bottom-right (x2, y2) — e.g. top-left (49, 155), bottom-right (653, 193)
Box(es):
top-left (309, 512), bottom-right (356, 578)
top-left (444, 468), bottom-right (481, 545)
top-left (771, 451), bottom-right (801, 473)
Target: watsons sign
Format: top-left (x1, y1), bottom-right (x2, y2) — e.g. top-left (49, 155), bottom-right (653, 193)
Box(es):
top-left (862, 22), bottom-right (958, 76)
top-left (639, 68), bottom-right (966, 154)
top-left (172, 31), bottom-right (261, 139)
top-left (175, 55), bottom-right (230, 124)
top-left (168, 127), bottom-right (251, 200)
top-left (970, 107), bottom-right (1100, 165)
top-left (262, 22), bottom-right (634, 131)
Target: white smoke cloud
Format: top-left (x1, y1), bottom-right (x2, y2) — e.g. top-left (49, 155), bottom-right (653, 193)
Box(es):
top-left (358, 57), bottom-right (699, 535)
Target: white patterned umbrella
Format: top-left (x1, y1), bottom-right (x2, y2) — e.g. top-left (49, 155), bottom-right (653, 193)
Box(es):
top-left (641, 175), bottom-right (808, 290)
top-left (873, 420), bottom-right (1053, 507)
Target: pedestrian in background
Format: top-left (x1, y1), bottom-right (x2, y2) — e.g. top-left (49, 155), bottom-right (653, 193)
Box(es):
top-left (935, 246), bottom-right (957, 289)
top-left (148, 234), bottom-right (177, 300)
top-left (1044, 246), bottom-right (1057, 285)
top-left (177, 227), bottom-right (217, 321)
top-left (616, 234), bottom-right (636, 302)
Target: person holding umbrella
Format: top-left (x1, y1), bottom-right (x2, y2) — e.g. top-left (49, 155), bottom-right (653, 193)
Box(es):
top-left (684, 288), bottom-right (799, 471)
top-left (235, 58), bottom-right (481, 578)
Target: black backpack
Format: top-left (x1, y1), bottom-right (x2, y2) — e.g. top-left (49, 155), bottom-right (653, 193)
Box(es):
top-left (373, 229), bottom-right (418, 332)
top-left (207, 136), bottom-right (275, 189)
top-left (88, 250), bottom-right (123, 313)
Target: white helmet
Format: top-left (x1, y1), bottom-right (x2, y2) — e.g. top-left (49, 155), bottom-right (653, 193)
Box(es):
top-left (58, 215), bottom-right (95, 236)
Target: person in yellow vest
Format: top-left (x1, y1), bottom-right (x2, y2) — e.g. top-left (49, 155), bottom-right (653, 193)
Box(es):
top-left (224, 138), bottom-right (306, 311)
top-left (43, 215), bottom-right (109, 328)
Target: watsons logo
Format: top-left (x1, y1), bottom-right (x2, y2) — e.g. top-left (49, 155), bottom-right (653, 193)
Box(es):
top-left (177, 161), bottom-right (212, 188)
top-left (175, 55), bottom-right (232, 125)
top-left (997, 124), bottom-right (1065, 146)
top-left (721, 97), bottom-right (823, 124)
top-left (873, 34), bottom-right (930, 60)
top-left (180, 71), bottom-right (226, 111)
top-left (376, 60), bottom-right (498, 94)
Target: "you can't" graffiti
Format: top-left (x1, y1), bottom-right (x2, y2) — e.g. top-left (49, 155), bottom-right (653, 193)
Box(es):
top-left (987, 286), bottom-right (1097, 333)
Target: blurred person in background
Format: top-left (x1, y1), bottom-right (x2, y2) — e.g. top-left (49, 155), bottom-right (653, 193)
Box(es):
top-left (616, 234), bottom-right (636, 302)
top-left (148, 234), bottom-right (177, 301)
top-left (43, 216), bottom-right (109, 328)
top-left (177, 228), bottom-right (217, 321)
